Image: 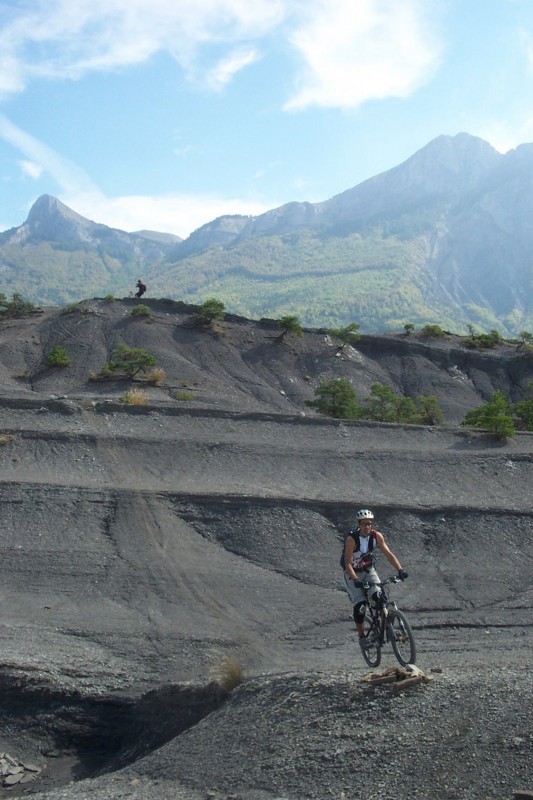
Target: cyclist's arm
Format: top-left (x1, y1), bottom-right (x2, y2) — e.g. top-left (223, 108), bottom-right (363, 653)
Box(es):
top-left (375, 530), bottom-right (403, 571)
top-left (344, 535), bottom-right (357, 580)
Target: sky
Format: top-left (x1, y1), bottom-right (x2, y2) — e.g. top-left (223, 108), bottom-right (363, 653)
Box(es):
top-left (2, 0), bottom-right (533, 239)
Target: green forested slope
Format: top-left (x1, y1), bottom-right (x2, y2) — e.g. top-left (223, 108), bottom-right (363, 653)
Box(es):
top-left (151, 226), bottom-right (527, 333)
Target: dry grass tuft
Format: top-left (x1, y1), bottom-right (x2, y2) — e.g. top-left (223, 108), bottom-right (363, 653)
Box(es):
top-left (147, 367), bottom-right (165, 385)
top-left (120, 388), bottom-right (148, 405)
top-left (208, 650), bottom-right (246, 692)
top-left (0, 434), bottom-right (15, 445)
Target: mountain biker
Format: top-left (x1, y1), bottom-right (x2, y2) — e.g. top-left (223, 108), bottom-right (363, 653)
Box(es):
top-left (342, 509), bottom-right (408, 648)
top-left (135, 278), bottom-right (147, 298)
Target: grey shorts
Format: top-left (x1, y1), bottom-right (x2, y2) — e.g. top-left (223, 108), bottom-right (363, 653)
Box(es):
top-left (343, 569), bottom-right (380, 606)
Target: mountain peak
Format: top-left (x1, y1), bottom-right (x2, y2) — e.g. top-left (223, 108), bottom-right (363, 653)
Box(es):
top-left (23, 194), bottom-right (98, 244)
top-left (407, 132), bottom-right (501, 179)
top-left (28, 194), bottom-right (71, 216)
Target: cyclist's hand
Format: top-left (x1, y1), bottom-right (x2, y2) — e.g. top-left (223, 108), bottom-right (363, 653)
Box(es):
top-left (398, 569), bottom-right (408, 581)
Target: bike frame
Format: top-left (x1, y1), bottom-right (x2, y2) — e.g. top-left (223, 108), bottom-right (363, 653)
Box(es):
top-left (363, 580), bottom-right (398, 645)
top-left (355, 574), bottom-right (416, 668)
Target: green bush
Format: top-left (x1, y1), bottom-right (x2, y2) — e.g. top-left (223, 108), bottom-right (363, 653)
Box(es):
top-left (131, 304), bottom-right (151, 317)
top-left (421, 324), bottom-right (446, 338)
top-left (360, 383), bottom-right (423, 423)
top-left (308, 380), bottom-right (444, 426)
top-left (327, 322), bottom-right (360, 350)
top-left (510, 398), bottom-right (533, 431)
top-left (416, 394), bottom-right (444, 425)
top-left (46, 346), bottom-right (71, 367)
top-left (61, 303), bottom-right (82, 315)
top-left (175, 389), bottom-right (194, 401)
top-left (464, 329), bottom-right (502, 349)
top-left (199, 298), bottom-right (225, 323)
top-left (276, 314), bottom-right (304, 342)
top-left (96, 344), bottom-right (157, 379)
top-left (462, 391), bottom-right (515, 439)
top-left (517, 331), bottom-right (533, 350)
top-left (0, 293), bottom-right (35, 318)
top-left (360, 384), bottom-right (443, 425)
top-left (306, 378), bottom-right (361, 419)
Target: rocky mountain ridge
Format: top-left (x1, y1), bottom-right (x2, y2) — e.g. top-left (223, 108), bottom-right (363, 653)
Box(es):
top-left (3, 132), bottom-right (533, 333)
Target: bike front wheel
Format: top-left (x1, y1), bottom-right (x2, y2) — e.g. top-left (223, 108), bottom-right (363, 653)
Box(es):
top-left (387, 610), bottom-right (416, 666)
top-left (361, 617), bottom-right (381, 668)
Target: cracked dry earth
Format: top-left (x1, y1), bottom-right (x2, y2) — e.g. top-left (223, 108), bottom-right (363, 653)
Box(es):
top-left (0, 301), bottom-right (531, 800)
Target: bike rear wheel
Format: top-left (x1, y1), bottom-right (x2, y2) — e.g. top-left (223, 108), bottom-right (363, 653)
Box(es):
top-left (388, 610), bottom-right (416, 666)
top-left (360, 617), bottom-right (381, 668)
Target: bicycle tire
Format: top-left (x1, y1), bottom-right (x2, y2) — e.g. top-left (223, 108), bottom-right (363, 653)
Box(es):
top-left (360, 617), bottom-right (381, 668)
top-left (388, 610), bottom-right (416, 666)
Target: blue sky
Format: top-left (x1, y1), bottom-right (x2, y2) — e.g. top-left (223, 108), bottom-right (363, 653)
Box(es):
top-left (2, 0), bottom-right (533, 239)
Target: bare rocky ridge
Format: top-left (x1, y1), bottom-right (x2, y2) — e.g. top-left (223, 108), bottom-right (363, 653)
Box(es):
top-left (5, 134), bottom-right (533, 332)
top-left (0, 299), bottom-right (531, 799)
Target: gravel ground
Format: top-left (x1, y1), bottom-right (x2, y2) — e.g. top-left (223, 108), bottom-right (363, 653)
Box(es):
top-left (0, 302), bottom-right (532, 800)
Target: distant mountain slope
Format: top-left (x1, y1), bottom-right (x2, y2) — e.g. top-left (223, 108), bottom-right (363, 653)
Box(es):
top-left (153, 133), bottom-right (533, 334)
top-left (3, 134), bottom-right (533, 334)
top-left (0, 196), bottom-right (177, 304)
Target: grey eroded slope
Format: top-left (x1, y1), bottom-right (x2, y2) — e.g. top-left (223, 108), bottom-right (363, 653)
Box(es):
top-left (0, 301), bottom-right (532, 800)
top-left (1, 401), bottom-right (532, 692)
top-left (1, 298), bottom-right (532, 422)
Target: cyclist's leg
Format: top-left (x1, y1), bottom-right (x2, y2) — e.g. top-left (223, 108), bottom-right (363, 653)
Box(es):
top-left (342, 572), bottom-right (366, 638)
top-left (363, 568), bottom-right (382, 607)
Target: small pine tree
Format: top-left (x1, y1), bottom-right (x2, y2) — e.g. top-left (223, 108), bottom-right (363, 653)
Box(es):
top-left (361, 383), bottom-right (399, 422)
top-left (199, 298), bottom-right (225, 323)
top-left (100, 343), bottom-right (157, 379)
top-left (306, 378), bottom-right (361, 419)
top-left (422, 324), bottom-right (446, 338)
top-left (462, 390), bottom-right (515, 439)
top-left (517, 331), bottom-right (533, 349)
top-left (276, 315), bottom-right (303, 342)
top-left (327, 322), bottom-right (360, 351)
top-left (46, 345), bottom-right (71, 367)
top-left (416, 395), bottom-right (444, 425)
top-left (395, 396), bottom-right (422, 424)
top-left (508, 381), bottom-right (533, 430)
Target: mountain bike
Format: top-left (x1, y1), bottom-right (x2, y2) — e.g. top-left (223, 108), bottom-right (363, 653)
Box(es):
top-left (356, 576), bottom-right (416, 668)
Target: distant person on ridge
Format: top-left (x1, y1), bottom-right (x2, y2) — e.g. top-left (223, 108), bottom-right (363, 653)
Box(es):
top-left (341, 509), bottom-right (408, 649)
top-left (135, 278), bottom-right (146, 298)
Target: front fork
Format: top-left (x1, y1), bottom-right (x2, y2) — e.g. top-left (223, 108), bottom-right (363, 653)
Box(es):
top-left (383, 602), bottom-right (397, 642)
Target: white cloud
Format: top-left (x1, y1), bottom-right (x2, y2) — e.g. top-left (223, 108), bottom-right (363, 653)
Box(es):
top-left (19, 160), bottom-right (43, 179)
top-left (0, 0), bottom-right (441, 111)
top-left (0, 113), bottom-right (274, 236)
top-left (0, 114), bottom-right (98, 195)
top-left (284, 0), bottom-right (441, 110)
top-left (207, 46), bottom-right (260, 90)
top-left (0, 0), bottom-right (285, 97)
top-left (63, 191), bottom-right (275, 237)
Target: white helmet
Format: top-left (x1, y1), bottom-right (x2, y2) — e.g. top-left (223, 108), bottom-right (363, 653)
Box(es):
top-left (356, 509), bottom-right (374, 520)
